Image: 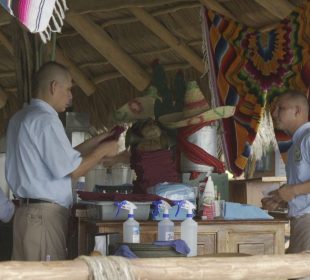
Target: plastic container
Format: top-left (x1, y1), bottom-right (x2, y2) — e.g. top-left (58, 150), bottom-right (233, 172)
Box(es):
top-left (175, 200), bottom-right (197, 257)
top-left (111, 165), bottom-right (133, 185)
top-left (123, 215), bottom-right (140, 243)
top-left (82, 201), bottom-right (151, 220)
top-left (181, 215), bottom-right (197, 257)
top-left (158, 216), bottom-right (174, 241)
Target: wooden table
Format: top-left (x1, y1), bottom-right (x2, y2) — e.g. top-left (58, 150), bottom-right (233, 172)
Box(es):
top-left (78, 219), bottom-right (286, 256)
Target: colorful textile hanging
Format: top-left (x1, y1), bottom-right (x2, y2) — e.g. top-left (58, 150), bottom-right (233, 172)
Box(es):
top-left (0, 0), bottom-right (68, 43)
top-left (202, 1), bottom-right (310, 176)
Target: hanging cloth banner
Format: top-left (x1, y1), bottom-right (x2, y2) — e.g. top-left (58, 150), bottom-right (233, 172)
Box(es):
top-left (0, 0), bottom-right (68, 43)
top-left (202, 0), bottom-right (310, 176)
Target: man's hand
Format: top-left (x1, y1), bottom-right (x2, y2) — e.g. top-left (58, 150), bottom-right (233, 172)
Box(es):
top-left (277, 184), bottom-right (297, 202)
top-left (261, 196), bottom-right (282, 211)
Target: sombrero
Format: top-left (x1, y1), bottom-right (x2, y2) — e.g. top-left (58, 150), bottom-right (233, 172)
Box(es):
top-left (114, 86), bottom-right (160, 122)
top-left (158, 81), bottom-right (235, 128)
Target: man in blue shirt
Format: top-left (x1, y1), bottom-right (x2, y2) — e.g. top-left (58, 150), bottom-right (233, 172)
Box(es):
top-left (5, 62), bottom-right (118, 261)
top-left (0, 187), bottom-right (14, 223)
top-left (262, 89), bottom-right (310, 254)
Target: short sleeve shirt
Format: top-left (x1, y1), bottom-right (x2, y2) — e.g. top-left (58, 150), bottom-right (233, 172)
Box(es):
top-left (5, 99), bottom-right (82, 208)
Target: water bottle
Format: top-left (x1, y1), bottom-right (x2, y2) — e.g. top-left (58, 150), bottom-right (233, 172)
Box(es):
top-left (158, 213), bottom-right (174, 241)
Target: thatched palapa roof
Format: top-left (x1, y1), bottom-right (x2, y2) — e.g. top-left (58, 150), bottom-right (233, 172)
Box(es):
top-left (0, 0), bottom-right (307, 134)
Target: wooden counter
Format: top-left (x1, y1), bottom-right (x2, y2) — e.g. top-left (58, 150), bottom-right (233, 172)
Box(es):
top-left (78, 219), bottom-right (286, 257)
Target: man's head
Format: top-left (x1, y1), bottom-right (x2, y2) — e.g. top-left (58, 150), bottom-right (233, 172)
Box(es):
top-left (272, 89), bottom-right (309, 135)
top-left (33, 62), bottom-right (73, 113)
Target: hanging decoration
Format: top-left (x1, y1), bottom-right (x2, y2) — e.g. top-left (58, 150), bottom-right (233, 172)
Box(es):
top-left (202, 0), bottom-right (310, 176)
top-left (0, 0), bottom-right (68, 43)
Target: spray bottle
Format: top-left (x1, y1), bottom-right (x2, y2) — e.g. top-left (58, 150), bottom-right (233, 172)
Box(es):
top-left (175, 200), bottom-right (197, 257)
top-left (115, 200), bottom-right (140, 243)
top-left (201, 176), bottom-right (215, 220)
top-left (152, 200), bottom-right (174, 241)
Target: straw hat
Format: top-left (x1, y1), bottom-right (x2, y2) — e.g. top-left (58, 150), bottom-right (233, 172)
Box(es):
top-left (158, 81), bottom-right (235, 128)
top-left (114, 86), bottom-right (160, 122)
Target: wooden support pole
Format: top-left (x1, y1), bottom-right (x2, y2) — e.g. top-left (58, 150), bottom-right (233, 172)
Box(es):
top-left (2, 254), bottom-right (310, 279)
top-left (66, 12), bottom-right (151, 92)
top-left (129, 7), bottom-right (204, 74)
top-left (53, 47), bottom-right (96, 96)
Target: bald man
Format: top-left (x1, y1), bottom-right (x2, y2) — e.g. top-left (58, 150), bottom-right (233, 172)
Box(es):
top-left (5, 62), bottom-right (118, 261)
top-left (262, 89), bottom-right (310, 254)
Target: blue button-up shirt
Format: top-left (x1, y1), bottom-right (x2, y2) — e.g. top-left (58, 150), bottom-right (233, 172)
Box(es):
top-left (5, 99), bottom-right (82, 208)
top-left (286, 122), bottom-right (310, 217)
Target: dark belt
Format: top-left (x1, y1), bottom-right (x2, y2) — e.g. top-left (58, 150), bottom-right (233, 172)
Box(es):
top-left (20, 198), bottom-right (52, 204)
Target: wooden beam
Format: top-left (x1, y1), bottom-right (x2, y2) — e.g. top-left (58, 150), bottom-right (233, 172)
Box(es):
top-left (0, 30), bottom-right (13, 55)
top-left (200, 0), bottom-right (236, 20)
top-left (52, 46), bottom-right (96, 96)
top-left (254, 0), bottom-right (295, 19)
top-left (79, 39), bottom-right (202, 69)
top-left (0, 7), bottom-right (11, 26)
top-left (59, 2), bottom-right (200, 38)
top-left (101, 2), bottom-right (201, 28)
top-left (93, 62), bottom-right (191, 84)
top-left (3, 254), bottom-right (310, 279)
top-left (129, 7), bottom-right (204, 73)
top-left (0, 86), bottom-right (9, 108)
top-left (66, 12), bottom-right (151, 92)
top-left (67, 0), bottom-right (197, 13)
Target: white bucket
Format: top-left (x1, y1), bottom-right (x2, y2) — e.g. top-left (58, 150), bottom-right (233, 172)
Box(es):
top-left (180, 125), bottom-right (217, 172)
top-left (86, 165), bottom-right (107, 190)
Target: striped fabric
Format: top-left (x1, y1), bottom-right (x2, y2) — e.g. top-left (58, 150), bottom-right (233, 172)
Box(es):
top-left (202, 1), bottom-right (310, 176)
top-left (0, 0), bottom-right (68, 43)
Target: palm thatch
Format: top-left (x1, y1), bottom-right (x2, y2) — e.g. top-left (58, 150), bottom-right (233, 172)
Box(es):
top-left (0, 0), bottom-right (306, 135)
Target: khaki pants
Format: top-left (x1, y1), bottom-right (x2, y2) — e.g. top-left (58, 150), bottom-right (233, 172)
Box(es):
top-left (12, 202), bottom-right (69, 261)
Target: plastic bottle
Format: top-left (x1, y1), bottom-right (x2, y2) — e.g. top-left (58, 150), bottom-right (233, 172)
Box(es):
top-left (202, 176), bottom-right (215, 220)
top-left (175, 200), bottom-right (197, 257)
top-left (115, 200), bottom-right (140, 243)
top-left (154, 200), bottom-right (174, 241)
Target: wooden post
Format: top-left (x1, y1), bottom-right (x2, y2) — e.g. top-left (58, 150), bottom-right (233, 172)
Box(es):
top-left (2, 254), bottom-right (310, 279)
top-left (129, 7), bottom-right (204, 73)
top-left (66, 12), bottom-right (151, 92)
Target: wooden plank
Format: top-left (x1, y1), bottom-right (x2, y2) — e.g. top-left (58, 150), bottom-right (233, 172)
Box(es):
top-left (200, 0), bottom-right (236, 20)
top-left (0, 30), bottom-right (13, 55)
top-left (0, 7), bottom-right (11, 26)
top-left (66, 12), bottom-right (151, 92)
top-left (93, 63), bottom-right (191, 84)
top-left (254, 0), bottom-right (295, 19)
top-left (0, 86), bottom-right (8, 108)
top-left (129, 7), bottom-right (204, 73)
top-left (67, 0), bottom-right (197, 13)
top-left (2, 254), bottom-right (310, 279)
top-left (51, 46), bottom-right (96, 96)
